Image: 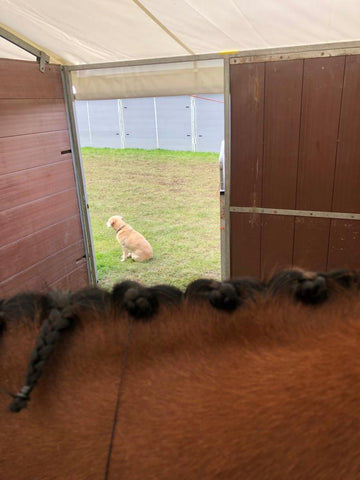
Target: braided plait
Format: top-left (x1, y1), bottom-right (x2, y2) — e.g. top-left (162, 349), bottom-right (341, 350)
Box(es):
top-left (294, 275), bottom-right (328, 304)
top-left (267, 269), bottom-right (329, 305)
top-left (9, 291), bottom-right (74, 413)
top-left (185, 279), bottom-right (240, 311)
top-left (111, 281), bottom-right (159, 319)
top-left (322, 269), bottom-right (360, 290)
top-left (228, 278), bottom-right (266, 303)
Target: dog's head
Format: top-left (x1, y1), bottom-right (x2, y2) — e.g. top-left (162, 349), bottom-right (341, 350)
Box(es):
top-left (106, 215), bottom-right (124, 230)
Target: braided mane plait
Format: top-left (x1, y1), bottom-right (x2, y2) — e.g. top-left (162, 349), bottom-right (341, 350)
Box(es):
top-left (322, 269), bottom-right (360, 290)
top-left (268, 270), bottom-right (329, 304)
top-left (4, 268), bottom-right (360, 414)
top-left (185, 278), bottom-right (264, 311)
top-left (227, 277), bottom-right (266, 303)
top-left (267, 268), bottom-right (360, 305)
top-left (111, 281), bottom-right (182, 319)
top-left (185, 279), bottom-right (239, 311)
top-left (9, 291), bottom-right (74, 412)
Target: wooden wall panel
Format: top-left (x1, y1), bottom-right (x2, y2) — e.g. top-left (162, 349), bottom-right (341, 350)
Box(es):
top-left (291, 57), bottom-right (345, 272)
top-left (332, 55), bottom-right (360, 213)
top-left (0, 99), bottom-right (68, 137)
top-left (1, 131), bottom-right (71, 175)
top-left (1, 216), bottom-right (83, 282)
top-left (0, 242), bottom-right (86, 296)
top-left (328, 220), bottom-right (360, 270)
top-left (50, 265), bottom-right (90, 291)
top-left (262, 60), bottom-right (303, 209)
top-left (1, 189), bottom-right (80, 245)
top-left (293, 218), bottom-right (330, 272)
top-left (0, 60), bottom-right (64, 99)
top-left (296, 56), bottom-right (345, 211)
top-left (230, 54), bottom-right (359, 279)
top-left (0, 59), bottom-right (89, 296)
top-left (230, 63), bottom-right (264, 207)
top-left (1, 160), bottom-right (76, 210)
top-left (230, 212), bottom-right (261, 278)
top-left (260, 216), bottom-right (295, 278)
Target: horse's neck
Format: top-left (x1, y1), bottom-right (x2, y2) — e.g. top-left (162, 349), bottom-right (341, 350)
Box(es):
top-left (109, 300), bottom-right (360, 478)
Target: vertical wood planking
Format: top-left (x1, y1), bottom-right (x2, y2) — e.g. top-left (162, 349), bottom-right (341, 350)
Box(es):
top-left (332, 55), bottom-right (360, 214)
top-left (328, 220), bottom-right (360, 270)
top-left (296, 56), bottom-right (345, 212)
top-left (228, 54), bottom-right (360, 279)
top-left (229, 62), bottom-right (264, 277)
top-left (260, 216), bottom-right (295, 278)
top-left (293, 56), bottom-right (345, 271)
top-left (260, 60), bottom-right (303, 277)
top-left (262, 60), bottom-right (303, 209)
top-left (328, 55), bottom-right (360, 270)
top-left (293, 218), bottom-right (330, 271)
top-left (230, 212), bottom-right (261, 278)
top-left (230, 62), bottom-right (265, 208)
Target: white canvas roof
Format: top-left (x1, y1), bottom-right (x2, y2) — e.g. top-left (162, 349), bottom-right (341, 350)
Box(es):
top-left (1, 0), bottom-right (360, 98)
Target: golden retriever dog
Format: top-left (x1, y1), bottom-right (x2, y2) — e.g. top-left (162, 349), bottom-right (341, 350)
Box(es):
top-left (106, 215), bottom-right (153, 262)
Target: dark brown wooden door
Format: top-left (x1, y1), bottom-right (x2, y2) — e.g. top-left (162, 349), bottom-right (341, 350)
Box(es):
top-left (0, 60), bottom-right (90, 295)
top-left (229, 54), bottom-right (360, 278)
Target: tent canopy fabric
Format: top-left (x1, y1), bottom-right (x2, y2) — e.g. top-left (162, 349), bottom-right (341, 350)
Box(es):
top-left (1, 0), bottom-right (360, 98)
top-left (71, 60), bottom-right (224, 99)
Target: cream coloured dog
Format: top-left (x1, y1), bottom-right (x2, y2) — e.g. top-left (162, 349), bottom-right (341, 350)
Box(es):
top-left (106, 215), bottom-right (153, 262)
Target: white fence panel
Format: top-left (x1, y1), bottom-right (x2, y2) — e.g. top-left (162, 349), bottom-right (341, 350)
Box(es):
top-left (75, 95), bottom-right (224, 152)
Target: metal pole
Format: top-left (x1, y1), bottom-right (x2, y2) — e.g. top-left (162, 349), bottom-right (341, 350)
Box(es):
top-left (0, 26), bottom-right (49, 72)
top-left (222, 57), bottom-right (231, 280)
top-left (117, 99), bottom-right (126, 148)
top-left (65, 41), bottom-right (360, 73)
top-left (153, 97), bottom-right (160, 149)
top-left (61, 66), bottom-right (97, 285)
top-left (86, 101), bottom-right (93, 146)
top-left (190, 96), bottom-right (197, 152)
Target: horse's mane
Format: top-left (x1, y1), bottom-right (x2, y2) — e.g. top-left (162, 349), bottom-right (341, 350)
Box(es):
top-left (1, 268), bottom-right (359, 413)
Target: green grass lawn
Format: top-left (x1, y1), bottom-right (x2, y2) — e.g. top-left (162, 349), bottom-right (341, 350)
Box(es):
top-left (82, 148), bottom-right (221, 290)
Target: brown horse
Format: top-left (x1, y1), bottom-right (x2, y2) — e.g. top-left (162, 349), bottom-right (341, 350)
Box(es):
top-left (1, 270), bottom-right (360, 480)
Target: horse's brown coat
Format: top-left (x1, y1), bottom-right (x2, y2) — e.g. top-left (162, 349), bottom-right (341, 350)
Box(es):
top-left (1, 291), bottom-right (360, 479)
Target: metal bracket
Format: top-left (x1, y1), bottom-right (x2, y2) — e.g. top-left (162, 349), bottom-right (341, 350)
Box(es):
top-left (38, 51), bottom-right (48, 73)
top-left (230, 206), bottom-right (360, 221)
top-left (0, 26), bottom-right (50, 73)
top-left (229, 45), bottom-right (360, 65)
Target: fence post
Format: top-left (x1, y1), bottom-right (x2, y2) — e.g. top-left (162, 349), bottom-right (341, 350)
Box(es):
top-left (153, 97), bottom-right (160, 148)
top-left (190, 96), bottom-right (197, 152)
top-left (86, 101), bottom-right (93, 147)
top-left (117, 99), bottom-right (126, 149)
